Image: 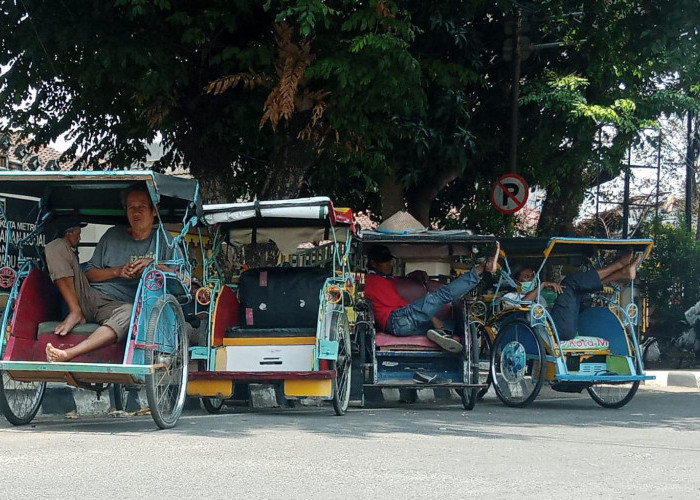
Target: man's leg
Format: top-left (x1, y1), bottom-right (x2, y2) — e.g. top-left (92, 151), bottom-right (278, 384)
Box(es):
top-left (550, 269), bottom-right (604, 341)
top-left (52, 277), bottom-right (87, 336)
top-left (597, 253), bottom-right (641, 284)
top-left (388, 268), bottom-right (483, 336)
top-left (46, 325), bottom-right (118, 362)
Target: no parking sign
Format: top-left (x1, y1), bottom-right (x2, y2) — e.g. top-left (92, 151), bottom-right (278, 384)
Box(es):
top-left (490, 173), bottom-right (529, 214)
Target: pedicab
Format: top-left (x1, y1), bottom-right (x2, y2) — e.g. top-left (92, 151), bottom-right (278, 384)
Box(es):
top-left (186, 197), bottom-right (354, 415)
top-left (478, 237), bottom-right (654, 408)
top-left (351, 230), bottom-right (496, 410)
top-left (0, 171), bottom-right (201, 428)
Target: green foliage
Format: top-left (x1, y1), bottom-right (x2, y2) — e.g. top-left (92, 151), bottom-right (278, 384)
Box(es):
top-left (639, 216), bottom-right (700, 325)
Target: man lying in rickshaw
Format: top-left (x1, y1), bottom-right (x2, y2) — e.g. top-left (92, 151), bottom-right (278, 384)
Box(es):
top-left (503, 252), bottom-right (642, 340)
top-left (45, 183), bottom-right (173, 362)
top-left (364, 241), bottom-right (500, 353)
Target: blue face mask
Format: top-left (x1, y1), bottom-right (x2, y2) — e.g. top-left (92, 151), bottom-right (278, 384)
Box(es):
top-left (520, 280), bottom-right (536, 293)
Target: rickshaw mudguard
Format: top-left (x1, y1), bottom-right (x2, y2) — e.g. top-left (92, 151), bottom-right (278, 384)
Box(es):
top-left (0, 360), bottom-right (154, 376)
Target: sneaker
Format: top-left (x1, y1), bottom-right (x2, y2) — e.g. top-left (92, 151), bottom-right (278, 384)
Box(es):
top-left (427, 328), bottom-right (463, 353)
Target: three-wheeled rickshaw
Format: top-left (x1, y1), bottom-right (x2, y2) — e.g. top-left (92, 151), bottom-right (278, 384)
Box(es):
top-left (477, 237), bottom-right (654, 408)
top-left (186, 197), bottom-right (354, 415)
top-left (351, 230), bottom-right (496, 410)
top-left (0, 171), bottom-right (200, 428)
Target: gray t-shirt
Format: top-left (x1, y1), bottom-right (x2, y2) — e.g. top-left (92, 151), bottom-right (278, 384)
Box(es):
top-left (85, 226), bottom-right (173, 302)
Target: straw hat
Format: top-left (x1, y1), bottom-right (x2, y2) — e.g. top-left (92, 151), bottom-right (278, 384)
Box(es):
top-left (378, 211), bottom-right (426, 234)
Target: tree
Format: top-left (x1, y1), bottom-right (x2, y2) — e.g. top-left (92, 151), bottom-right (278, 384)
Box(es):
top-left (2, 0), bottom-right (700, 235)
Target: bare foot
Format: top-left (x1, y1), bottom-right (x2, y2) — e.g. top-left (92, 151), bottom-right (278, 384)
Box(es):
top-left (615, 250), bottom-right (634, 268)
top-left (621, 254), bottom-right (643, 280)
top-left (46, 343), bottom-right (71, 362)
top-left (54, 311), bottom-right (86, 336)
top-left (484, 241), bottom-right (500, 274)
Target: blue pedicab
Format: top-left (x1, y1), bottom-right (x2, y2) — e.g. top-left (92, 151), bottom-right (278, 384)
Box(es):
top-left (0, 171), bottom-right (201, 428)
top-left (187, 197), bottom-right (355, 415)
top-left (351, 230), bottom-right (496, 410)
top-left (481, 237), bottom-right (654, 408)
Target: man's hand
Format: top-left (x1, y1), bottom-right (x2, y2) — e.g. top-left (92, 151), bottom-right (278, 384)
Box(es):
top-left (542, 281), bottom-right (564, 294)
top-left (119, 258), bottom-right (153, 279)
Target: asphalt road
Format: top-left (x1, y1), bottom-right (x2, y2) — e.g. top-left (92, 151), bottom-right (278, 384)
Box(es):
top-left (1, 386), bottom-right (699, 499)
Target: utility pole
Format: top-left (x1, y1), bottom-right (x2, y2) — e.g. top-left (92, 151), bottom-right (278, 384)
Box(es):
top-left (508, 10), bottom-right (522, 174)
top-left (686, 110), bottom-right (695, 233)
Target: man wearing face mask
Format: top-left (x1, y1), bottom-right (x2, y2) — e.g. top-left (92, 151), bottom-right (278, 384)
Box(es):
top-left (503, 253), bottom-right (641, 341)
top-left (503, 267), bottom-right (562, 309)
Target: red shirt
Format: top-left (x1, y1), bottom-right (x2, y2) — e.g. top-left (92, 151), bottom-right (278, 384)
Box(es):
top-left (364, 272), bottom-right (409, 331)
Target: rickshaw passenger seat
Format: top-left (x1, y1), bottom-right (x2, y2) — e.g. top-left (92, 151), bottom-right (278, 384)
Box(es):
top-left (394, 278), bottom-right (452, 319)
top-left (369, 277), bottom-right (460, 350)
top-left (575, 307), bottom-right (629, 355)
top-left (229, 266), bottom-right (330, 333)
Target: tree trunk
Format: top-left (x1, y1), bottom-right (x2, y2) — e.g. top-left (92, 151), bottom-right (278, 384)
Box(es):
top-left (405, 165), bottom-right (461, 226)
top-left (262, 115), bottom-right (315, 200)
top-left (380, 163), bottom-right (405, 220)
top-left (537, 181), bottom-right (586, 235)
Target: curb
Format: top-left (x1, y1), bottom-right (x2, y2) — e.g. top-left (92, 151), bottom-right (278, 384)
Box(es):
top-left (33, 370), bottom-right (700, 416)
top-left (644, 370), bottom-right (700, 389)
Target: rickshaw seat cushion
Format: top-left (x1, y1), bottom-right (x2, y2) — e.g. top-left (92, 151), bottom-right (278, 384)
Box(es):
top-left (237, 267), bottom-right (330, 328)
top-left (37, 321), bottom-right (101, 336)
top-left (374, 332), bottom-right (442, 350)
top-left (225, 326), bottom-right (317, 338)
top-left (394, 278), bottom-right (451, 318)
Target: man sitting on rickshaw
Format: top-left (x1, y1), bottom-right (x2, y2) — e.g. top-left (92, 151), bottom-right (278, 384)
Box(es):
top-left (503, 253), bottom-right (642, 341)
top-left (364, 242), bottom-right (499, 353)
top-left (44, 218), bottom-right (133, 362)
top-left (45, 183), bottom-right (173, 362)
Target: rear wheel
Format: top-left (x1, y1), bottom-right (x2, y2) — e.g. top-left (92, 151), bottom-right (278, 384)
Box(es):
top-left (476, 325), bottom-right (493, 400)
top-left (202, 397), bottom-right (225, 414)
top-left (490, 319), bottom-right (545, 408)
top-left (0, 371), bottom-right (46, 425)
top-left (587, 381), bottom-right (640, 409)
top-left (145, 294), bottom-right (188, 429)
top-left (331, 311), bottom-right (351, 416)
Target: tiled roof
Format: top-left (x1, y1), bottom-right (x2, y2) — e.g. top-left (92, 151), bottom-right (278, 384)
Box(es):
top-left (0, 133), bottom-right (76, 170)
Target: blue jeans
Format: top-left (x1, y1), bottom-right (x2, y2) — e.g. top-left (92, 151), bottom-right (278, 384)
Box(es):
top-left (550, 269), bottom-right (603, 341)
top-left (388, 268), bottom-right (481, 336)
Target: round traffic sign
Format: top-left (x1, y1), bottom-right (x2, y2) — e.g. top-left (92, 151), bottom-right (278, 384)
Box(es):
top-left (490, 173), bottom-right (529, 214)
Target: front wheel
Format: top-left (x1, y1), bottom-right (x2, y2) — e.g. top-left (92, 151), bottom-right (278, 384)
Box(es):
top-left (145, 294), bottom-right (188, 429)
top-left (490, 319), bottom-right (546, 408)
top-left (330, 311), bottom-right (351, 416)
top-left (0, 371), bottom-right (46, 425)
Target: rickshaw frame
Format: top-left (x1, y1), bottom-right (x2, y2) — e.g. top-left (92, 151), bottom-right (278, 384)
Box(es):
top-left (187, 197), bottom-right (355, 415)
top-left (352, 230), bottom-right (496, 410)
top-left (0, 170), bottom-right (201, 428)
top-left (479, 236), bottom-right (655, 408)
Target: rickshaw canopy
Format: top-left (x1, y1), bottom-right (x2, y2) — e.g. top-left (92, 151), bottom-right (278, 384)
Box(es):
top-left (203, 197), bottom-right (353, 255)
top-left (0, 170), bottom-right (201, 225)
top-left (499, 237), bottom-right (654, 267)
top-left (357, 230), bottom-right (496, 260)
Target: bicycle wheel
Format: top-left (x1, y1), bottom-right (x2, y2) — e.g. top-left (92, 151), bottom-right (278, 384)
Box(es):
top-left (330, 311), bottom-right (351, 416)
top-left (0, 371), bottom-right (46, 425)
top-left (460, 321), bottom-right (481, 410)
top-left (145, 294), bottom-right (188, 429)
top-left (490, 319), bottom-right (545, 408)
top-left (587, 380), bottom-right (640, 409)
top-left (202, 397), bottom-right (225, 414)
top-left (476, 325), bottom-right (493, 400)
